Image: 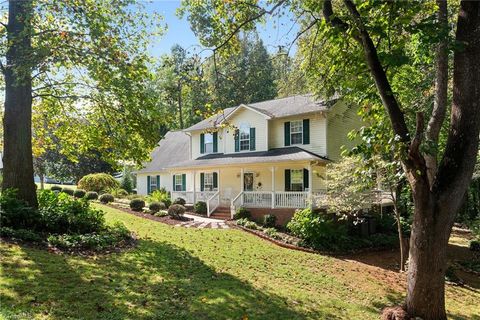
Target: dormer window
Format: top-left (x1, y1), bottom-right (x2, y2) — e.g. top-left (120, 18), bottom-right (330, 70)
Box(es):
top-left (290, 120), bottom-right (303, 145)
top-left (239, 124), bottom-right (250, 151)
top-left (204, 133), bottom-right (213, 153)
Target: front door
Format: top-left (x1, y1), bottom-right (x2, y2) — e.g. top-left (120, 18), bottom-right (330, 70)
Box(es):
top-left (244, 172), bottom-right (254, 191)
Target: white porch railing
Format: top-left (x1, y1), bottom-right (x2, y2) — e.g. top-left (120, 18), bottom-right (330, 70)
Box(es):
top-left (206, 191), bottom-right (220, 217)
top-left (230, 191), bottom-right (243, 218)
top-left (171, 191), bottom-right (217, 204)
top-left (274, 191), bottom-right (309, 208)
top-left (242, 191), bottom-right (273, 208)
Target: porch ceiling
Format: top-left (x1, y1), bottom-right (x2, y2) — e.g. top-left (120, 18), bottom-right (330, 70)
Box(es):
top-left (166, 146), bottom-right (329, 169)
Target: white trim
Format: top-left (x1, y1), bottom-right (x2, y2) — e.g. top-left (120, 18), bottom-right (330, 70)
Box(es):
top-left (224, 104), bottom-right (272, 121)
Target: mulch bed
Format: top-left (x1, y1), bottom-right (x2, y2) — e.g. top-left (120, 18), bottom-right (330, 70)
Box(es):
top-left (107, 203), bottom-right (193, 226)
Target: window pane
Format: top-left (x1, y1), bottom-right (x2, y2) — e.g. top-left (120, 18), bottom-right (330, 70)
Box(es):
top-left (204, 133), bottom-right (213, 143)
top-left (204, 173), bottom-right (213, 191)
top-left (205, 142), bottom-right (213, 153)
top-left (290, 169), bottom-right (303, 191)
top-left (291, 132), bottom-right (303, 144)
top-left (290, 120), bottom-right (302, 133)
top-left (240, 140), bottom-right (250, 151)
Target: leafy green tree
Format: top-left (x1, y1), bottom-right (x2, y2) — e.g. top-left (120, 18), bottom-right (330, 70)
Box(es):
top-left (180, 1), bottom-right (480, 318)
top-left (1, 0), bottom-right (163, 206)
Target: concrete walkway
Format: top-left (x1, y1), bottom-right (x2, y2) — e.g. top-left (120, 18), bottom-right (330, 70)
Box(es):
top-left (176, 214), bottom-right (230, 229)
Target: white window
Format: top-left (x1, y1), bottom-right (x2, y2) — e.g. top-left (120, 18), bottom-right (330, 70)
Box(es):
top-left (204, 133), bottom-right (213, 154)
top-left (290, 120), bottom-right (303, 145)
top-left (174, 174), bottom-right (183, 191)
top-left (150, 177), bottom-right (158, 192)
top-left (203, 173), bottom-right (214, 191)
top-left (290, 169), bottom-right (304, 191)
top-left (239, 124), bottom-right (250, 151)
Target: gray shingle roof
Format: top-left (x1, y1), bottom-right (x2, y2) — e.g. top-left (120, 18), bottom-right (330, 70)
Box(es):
top-left (167, 147), bottom-right (329, 169)
top-left (184, 94), bottom-right (336, 132)
top-left (136, 131), bottom-right (190, 173)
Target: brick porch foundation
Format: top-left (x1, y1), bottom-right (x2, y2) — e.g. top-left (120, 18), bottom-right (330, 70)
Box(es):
top-left (249, 208), bottom-right (297, 226)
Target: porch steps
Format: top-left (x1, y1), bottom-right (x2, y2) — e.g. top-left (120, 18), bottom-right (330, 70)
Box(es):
top-left (210, 207), bottom-right (231, 220)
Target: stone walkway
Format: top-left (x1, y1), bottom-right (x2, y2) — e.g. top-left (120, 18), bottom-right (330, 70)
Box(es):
top-left (175, 214), bottom-right (230, 229)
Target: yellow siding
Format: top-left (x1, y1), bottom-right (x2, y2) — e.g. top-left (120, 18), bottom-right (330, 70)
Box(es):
top-left (268, 113), bottom-right (327, 156)
top-left (326, 101), bottom-right (363, 161)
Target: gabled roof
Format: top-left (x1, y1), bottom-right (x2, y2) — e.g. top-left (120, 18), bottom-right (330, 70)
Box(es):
top-left (184, 94), bottom-right (336, 132)
top-left (135, 131), bottom-right (190, 174)
top-left (167, 147), bottom-right (329, 169)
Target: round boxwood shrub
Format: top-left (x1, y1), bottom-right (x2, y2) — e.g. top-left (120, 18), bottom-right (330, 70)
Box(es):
top-left (173, 197), bottom-right (186, 206)
top-left (73, 189), bottom-right (86, 198)
top-left (77, 173), bottom-right (119, 193)
top-left (263, 214), bottom-right (277, 228)
top-left (61, 187), bottom-right (74, 196)
top-left (234, 206), bottom-right (251, 220)
top-left (85, 191), bottom-right (99, 200)
top-left (194, 201), bottom-right (207, 215)
top-left (168, 204), bottom-right (185, 219)
top-left (130, 199), bottom-right (145, 212)
top-left (50, 185), bottom-right (62, 192)
top-left (99, 193), bottom-right (114, 204)
top-left (149, 201), bottom-right (166, 213)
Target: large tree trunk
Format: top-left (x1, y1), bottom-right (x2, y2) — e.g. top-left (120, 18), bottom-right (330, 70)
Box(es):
top-left (2, 0), bottom-right (37, 207)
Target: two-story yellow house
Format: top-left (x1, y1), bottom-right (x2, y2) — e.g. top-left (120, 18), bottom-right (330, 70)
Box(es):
top-left (136, 94), bottom-right (361, 224)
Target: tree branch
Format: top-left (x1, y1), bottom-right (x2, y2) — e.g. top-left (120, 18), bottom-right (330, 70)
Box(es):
top-left (339, 0), bottom-right (411, 146)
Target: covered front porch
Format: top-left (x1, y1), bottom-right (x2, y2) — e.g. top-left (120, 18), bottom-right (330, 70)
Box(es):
top-left (170, 161), bottom-right (326, 217)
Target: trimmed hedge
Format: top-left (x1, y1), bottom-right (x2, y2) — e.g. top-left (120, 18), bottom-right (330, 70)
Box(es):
top-left (149, 202), bottom-right (166, 213)
top-left (50, 185), bottom-right (62, 191)
top-left (194, 201), bottom-right (207, 215)
top-left (85, 191), bottom-right (99, 200)
top-left (129, 199), bottom-right (145, 212)
top-left (234, 207), bottom-right (251, 220)
top-left (73, 189), bottom-right (86, 198)
top-left (168, 204), bottom-right (185, 219)
top-left (99, 194), bottom-right (114, 204)
top-left (77, 173), bottom-right (119, 193)
top-left (61, 187), bottom-right (74, 196)
top-left (173, 197), bottom-right (186, 206)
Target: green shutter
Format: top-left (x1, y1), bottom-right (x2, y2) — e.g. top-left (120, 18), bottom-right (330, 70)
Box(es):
top-left (303, 168), bottom-right (309, 190)
top-left (213, 132), bottom-right (218, 153)
top-left (156, 175), bottom-right (160, 191)
top-left (213, 172), bottom-right (218, 189)
top-left (249, 127), bottom-right (256, 151)
top-left (182, 174), bottom-right (186, 191)
top-left (284, 122), bottom-right (291, 146)
top-left (172, 175), bottom-right (176, 191)
top-left (303, 119), bottom-right (310, 144)
top-left (200, 133), bottom-right (205, 154)
top-left (284, 169), bottom-right (291, 191)
top-left (147, 175), bottom-right (151, 194)
top-left (200, 173), bottom-right (205, 191)
top-left (234, 129), bottom-right (240, 152)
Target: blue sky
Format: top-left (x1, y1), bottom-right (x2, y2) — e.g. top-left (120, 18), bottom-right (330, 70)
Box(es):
top-left (144, 1), bottom-right (299, 58)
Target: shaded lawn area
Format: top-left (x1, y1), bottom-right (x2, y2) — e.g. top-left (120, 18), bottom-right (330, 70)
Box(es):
top-left (1, 204), bottom-right (479, 320)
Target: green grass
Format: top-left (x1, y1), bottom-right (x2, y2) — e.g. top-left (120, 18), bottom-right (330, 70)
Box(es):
top-left (36, 183), bottom-right (76, 190)
top-left (1, 204), bottom-right (479, 320)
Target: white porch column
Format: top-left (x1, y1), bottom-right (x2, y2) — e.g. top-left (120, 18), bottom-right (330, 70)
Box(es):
top-left (192, 170), bottom-right (196, 204)
top-left (271, 166), bottom-right (275, 208)
top-left (308, 163), bottom-right (313, 208)
top-left (240, 168), bottom-right (244, 205)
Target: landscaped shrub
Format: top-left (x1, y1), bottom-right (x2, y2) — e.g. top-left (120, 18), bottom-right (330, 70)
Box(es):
top-left (50, 185), bottom-right (62, 192)
top-left (263, 214), bottom-right (277, 228)
top-left (168, 204), bottom-right (185, 219)
top-left (61, 187), bottom-right (75, 196)
top-left (149, 201), bottom-right (165, 213)
top-left (0, 226), bottom-right (43, 242)
top-left (264, 227), bottom-right (280, 239)
top-left (85, 191), bottom-right (98, 200)
top-left (47, 222), bottom-right (130, 250)
top-left (126, 194), bottom-right (145, 201)
top-left (73, 189), bottom-right (86, 198)
top-left (470, 240), bottom-right (480, 252)
top-left (146, 189), bottom-right (171, 208)
top-left (173, 197), bottom-right (186, 206)
top-left (0, 189), bottom-right (42, 230)
top-left (234, 206), bottom-right (251, 220)
top-left (38, 190), bottom-right (105, 234)
top-left (287, 208), bottom-right (348, 251)
top-left (77, 173), bottom-right (119, 193)
top-left (99, 194), bottom-right (114, 204)
top-left (154, 210), bottom-right (168, 217)
top-left (244, 221), bottom-right (259, 230)
top-left (194, 201), bottom-right (207, 215)
top-left (236, 218), bottom-right (249, 226)
top-left (129, 199), bottom-right (145, 211)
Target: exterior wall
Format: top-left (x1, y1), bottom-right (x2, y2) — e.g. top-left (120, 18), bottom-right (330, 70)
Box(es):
top-left (224, 107), bottom-right (268, 154)
top-left (326, 100), bottom-right (363, 161)
top-left (248, 208), bottom-right (297, 226)
top-left (191, 130), bottom-right (226, 159)
top-left (268, 113), bottom-right (327, 156)
top-left (136, 172), bottom-right (172, 195)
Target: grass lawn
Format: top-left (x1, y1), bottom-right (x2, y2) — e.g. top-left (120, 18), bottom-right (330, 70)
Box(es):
top-left (35, 183), bottom-right (76, 190)
top-left (1, 204), bottom-right (479, 320)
